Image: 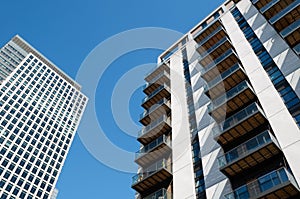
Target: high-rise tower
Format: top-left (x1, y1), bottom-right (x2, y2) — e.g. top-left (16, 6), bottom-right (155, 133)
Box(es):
top-left (132, 0), bottom-right (300, 198)
top-left (0, 35), bottom-right (87, 199)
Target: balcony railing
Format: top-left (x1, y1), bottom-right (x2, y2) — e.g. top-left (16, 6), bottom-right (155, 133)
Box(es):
top-left (269, 0), bottom-right (300, 24)
top-left (207, 81), bottom-right (253, 112)
top-left (294, 43), bottom-right (300, 54)
top-left (138, 115), bottom-right (170, 137)
top-left (213, 102), bottom-right (265, 137)
top-left (199, 37), bottom-right (228, 58)
top-left (280, 19), bottom-right (300, 38)
top-left (196, 26), bottom-right (224, 48)
top-left (142, 84), bottom-right (170, 103)
top-left (145, 62), bottom-right (168, 79)
top-left (132, 158), bottom-right (172, 185)
top-left (144, 188), bottom-right (172, 199)
top-left (135, 134), bottom-right (171, 160)
top-left (144, 71), bottom-right (170, 89)
top-left (204, 63), bottom-right (242, 93)
top-left (140, 98), bottom-right (170, 120)
top-left (218, 130), bottom-right (278, 167)
top-left (260, 0), bottom-right (280, 13)
top-left (200, 48), bottom-right (236, 74)
top-left (224, 168), bottom-right (299, 199)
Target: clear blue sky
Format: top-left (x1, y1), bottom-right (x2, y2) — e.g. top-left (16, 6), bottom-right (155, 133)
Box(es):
top-left (0, 0), bottom-right (224, 198)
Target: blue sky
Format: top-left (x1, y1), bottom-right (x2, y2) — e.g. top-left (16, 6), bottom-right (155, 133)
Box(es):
top-left (0, 0), bottom-right (224, 198)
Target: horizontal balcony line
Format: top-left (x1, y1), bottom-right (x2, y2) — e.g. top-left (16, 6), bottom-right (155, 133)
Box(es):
top-left (132, 158), bottom-right (172, 185)
top-left (294, 43), bottom-right (300, 55)
top-left (251, 0), bottom-right (259, 4)
top-left (280, 18), bottom-right (300, 38)
top-left (225, 167), bottom-right (299, 199)
top-left (269, 0), bottom-right (300, 24)
top-left (193, 18), bottom-right (221, 40)
top-left (140, 98), bottom-right (170, 120)
top-left (196, 26), bottom-right (224, 48)
top-left (144, 71), bottom-right (170, 88)
top-left (145, 62), bottom-right (169, 80)
top-left (138, 115), bottom-right (170, 137)
top-left (204, 63), bottom-right (242, 92)
top-left (213, 102), bottom-right (265, 137)
top-left (208, 80), bottom-right (254, 113)
top-left (142, 84), bottom-right (170, 103)
top-left (198, 37), bottom-right (229, 59)
top-left (260, 0), bottom-right (280, 14)
top-left (200, 48), bottom-right (236, 75)
top-left (218, 130), bottom-right (279, 167)
top-left (135, 134), bottom-right (171, 160)
top-left (144, 188), bottom-right (172, 199)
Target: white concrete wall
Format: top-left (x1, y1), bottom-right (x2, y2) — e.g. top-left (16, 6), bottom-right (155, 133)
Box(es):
top-left (170, 42), bottom-right (196, 199)
top-left (222, 2), bottom-right (300, 185)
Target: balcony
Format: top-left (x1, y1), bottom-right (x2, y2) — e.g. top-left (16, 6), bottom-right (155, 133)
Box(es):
top-left (142, 84), bottom-right (171, 110)
top-left (138, 115), bottom-right (171, 145)
top-left (145, 62), bottom-right (170, 83)
top-left (280, 18), bottom-right (300, 38)
top-left (270, 0), bottom-right (300, 32)
top-left (200, 49), bottom-right (239, 82)
top-left (208, 81), bottom-right (256, 122)
top-left (213, 102), bottom-right (268, 146)
top-left (294, 43), bottom-right (300, 54)
top-left (196, 26), bottom-right (227, 55)
top-left (143, 71), bottom-right (170, 95)
top-left (194, 19), bottom-right (222, 43)
top-left (140, 98), bottom-right (171, 126)
top-left (144, 188), bottom-right (172, 199)
top-left (132, 159), bottom-right (172, 194)
top-left (199, 38), bottom-right (233, 69)
top-left (224, 168), bottom-right (300, 199)
top-left (218, 130), bottom-right (281, 177)
top-left (204, 63), bottom-right (247, 100)
top-left (135, 134), bottom-right (172, 167)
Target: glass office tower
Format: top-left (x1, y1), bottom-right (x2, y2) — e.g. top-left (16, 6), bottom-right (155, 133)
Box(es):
top-left (0, 35), bottom-right (87, 199)
top-left (132, 0), bottom-right (300, 198)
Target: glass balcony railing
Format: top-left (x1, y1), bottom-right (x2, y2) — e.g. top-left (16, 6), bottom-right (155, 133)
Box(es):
top-left (294, 43), bottom-right (300, 54)
top-left (196, 26), bottom-right (223, 48)
top-left (224, 168), bottom-right (299, 199)
top-left (144, 188), bottom-right (172, 199)
top-left (135, 134), bottom-right (171, 159)
top-left (280, 19), bottom-right (300, 38)
top-left (145, 62), bottom-right (169, 79)
top-left (213, 102), bottom-right (264, 137)
top-left (194, 18), bottom-right (221, 40)
top-left (218, 130), bottom-right (278, 167)
top-left (140, 98), bottom-right (170, 119)
top-left (199, 37), bottom-right (228, 58)
top-left (260, 0), bottom-right (280, 13)
top-left (142, 84), bottom-right (170, 103)
top-left (132, 158), bottom-right (172, 185)
top-left (138, 115), bottom-right (170, 137)
top-left (200, 48), bottom-right (236, 75)
top-left (204, 63), bottom-right (242, 92)
top-left (207, 81), bottom-right (253, 112)
top-left (144, 71), bottom-right (170, 89)
top-left (269, 0), bottom-right (300, 24)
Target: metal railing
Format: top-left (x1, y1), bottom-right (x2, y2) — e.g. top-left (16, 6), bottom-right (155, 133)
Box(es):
top-left (144, 188), bottom-right (172, 199)
top-left (213, 102), bottom-right (264, 137)
top-left (142, 84), bottom-right (170, 103)
top-left (207, 81), bottom-right (253, 112)
top-left (204, 63), bottom-right (243, 93)
top-left (200, 48), bottom-right (236, 75)
top-left (135, 134), bottom-right (171, 159)
top-left (280, 19), bottom-right (300, 38)
top-left (199, 37), bottom-right (229, 58)
top-left (269, 0), bottom-right (300, 24)
top-left (144, 71), bottom-right (170, 89)
top-left (140, 98), bottom-right (170, 119)
top-left (138, 115), bottom-right (171, 137)
top-left (218, 130), bottom-right (278, 167)
top-left (145, 61), bottom-right (169, 79)
top-left (260, 0), bottom-right (280, 13)
top-left (225, 168), bottom-right (298, 199)
top-left (132, 158), bottom-right (172, 185)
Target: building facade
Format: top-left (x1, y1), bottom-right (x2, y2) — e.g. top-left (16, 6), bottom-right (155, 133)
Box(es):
top-left (132, 0), bottom-right (300, 198)
top-left (0, 35), bottom-right (87, 199)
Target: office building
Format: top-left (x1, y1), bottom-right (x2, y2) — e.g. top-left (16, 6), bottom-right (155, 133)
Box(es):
top-left (0, 35), bottom-right (87, 198)
top-left (132, 0), bottom-right (300, 198)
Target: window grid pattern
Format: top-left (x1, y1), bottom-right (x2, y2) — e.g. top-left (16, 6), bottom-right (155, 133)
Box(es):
top-left (0, 54), bottom-right (87, 199)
